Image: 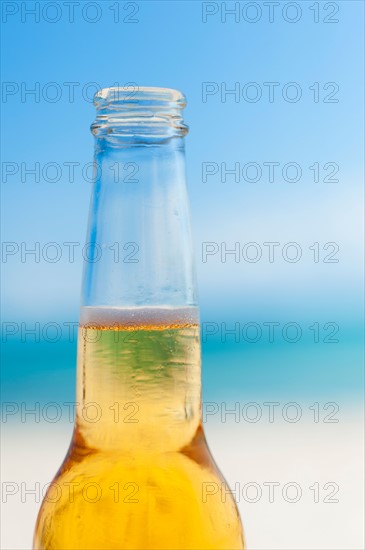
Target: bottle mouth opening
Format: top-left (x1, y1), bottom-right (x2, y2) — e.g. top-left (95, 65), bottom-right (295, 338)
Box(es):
top-left (91, 86), bottom-right (188, 141)
top-left (94, 86), bottom-right (186, 108)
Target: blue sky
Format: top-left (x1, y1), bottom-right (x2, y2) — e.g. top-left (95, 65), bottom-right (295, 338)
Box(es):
top-left (1, 1), bottom-right (364, 404)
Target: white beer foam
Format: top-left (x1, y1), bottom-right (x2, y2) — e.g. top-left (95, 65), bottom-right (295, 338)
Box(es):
top-left (80, 305), bottom-right (199, 327)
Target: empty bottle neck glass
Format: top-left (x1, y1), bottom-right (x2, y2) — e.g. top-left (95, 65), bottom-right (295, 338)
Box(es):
top-left (76, 87), bottom-right (201, 453)
top-left (83, 86), bottom-right (196, 308)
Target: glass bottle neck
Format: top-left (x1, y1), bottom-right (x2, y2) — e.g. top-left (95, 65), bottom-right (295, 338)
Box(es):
top-left (81, 137), bottom-right (197, 308)
top-left (76, 110), bottom-right (201, 452)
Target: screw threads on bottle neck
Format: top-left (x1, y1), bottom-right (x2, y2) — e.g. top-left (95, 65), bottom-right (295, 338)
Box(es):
top-left (91, 86), bottom-right (188, 142)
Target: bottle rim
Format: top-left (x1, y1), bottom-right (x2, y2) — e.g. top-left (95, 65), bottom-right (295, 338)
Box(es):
top-left (94, 86), bottom-right (186, 108)
top-left (91, 86), bottom-right (188, 140)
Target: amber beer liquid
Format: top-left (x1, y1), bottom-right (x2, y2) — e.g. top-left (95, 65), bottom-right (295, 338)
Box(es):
top-left (34, 88), bottom-right (245, 549)
top-left (35, 307), bottom-right (243, 549)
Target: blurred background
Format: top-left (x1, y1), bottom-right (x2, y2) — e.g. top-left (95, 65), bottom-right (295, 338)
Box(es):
top-left (1, 1), bottom-right (364, 548)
